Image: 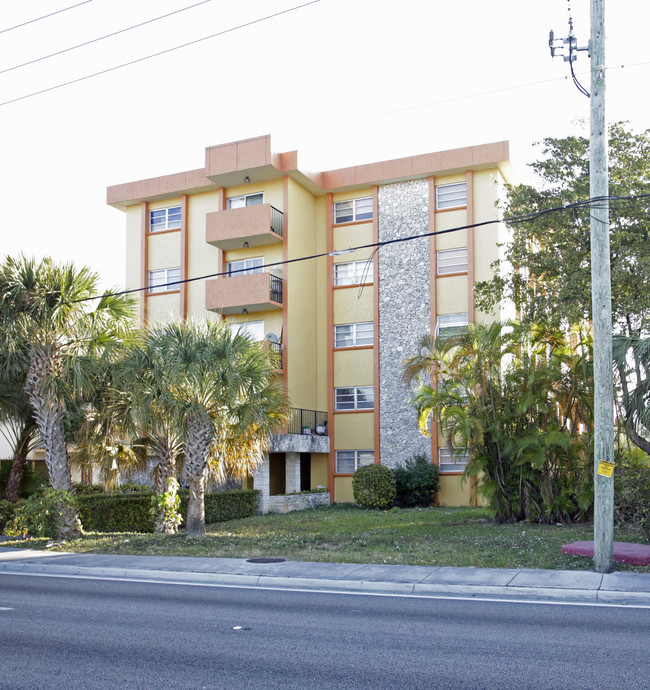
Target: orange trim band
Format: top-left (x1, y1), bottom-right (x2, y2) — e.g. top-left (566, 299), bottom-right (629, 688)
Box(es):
top-left (326, 192), bottom-right (335, 499)
top-left (282, 176), bottom-right (289, 394)
top-left (333, 409), bottom-right (374, 415)
top-left (147, 227), bottom-right (181, 237)
top-left (372, 185), bottom-right (380, 466)
top-left (428, 177), bottom-right (439, 469)
top-left (180, 194), bottom-right (189, 320)
top-left (141, 201), bottom-right (149, 327)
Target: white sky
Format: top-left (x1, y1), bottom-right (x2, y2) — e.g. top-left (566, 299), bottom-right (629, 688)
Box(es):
top-left (1, 0), bottom-right (649, 291)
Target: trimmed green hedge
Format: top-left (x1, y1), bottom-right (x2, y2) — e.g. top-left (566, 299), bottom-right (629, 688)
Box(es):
top-left (179, 489), bottom-right (260, 524)
top-left (77, 492), bottom-right (156, 533)
top-left (76, 488), bottom-right (260, 533)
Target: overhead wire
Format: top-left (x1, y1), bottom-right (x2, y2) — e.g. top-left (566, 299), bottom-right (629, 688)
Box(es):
top-left (0, 0), bottom-right (321, 107)
top-left (74, 192), bottom-right (650, 303)
top-left (0, 0), bottom-right (213, 76)
top-left (0, 1), bottom-right (94, 35)
top-left (566, 4), bottom-right (590, 98)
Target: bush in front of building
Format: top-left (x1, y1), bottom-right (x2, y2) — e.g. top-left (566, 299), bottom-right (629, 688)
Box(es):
top-left (4, 489), bottom-right (77, 538)
top-left (392, 454), bottom-right (440, 508)
top-left (76, 487), bottom-right (261, 533)
top-left (77, 491), bottom-right (156, 533)
top-left (178, 489), bottom-right (260, 524)
top-left (615, 448), bottom-right (650, 540)
top-left (0, 460), bottom-right (48, 500)
top-left (352, 464), bottom-right (396, 510)
top-left (0, 499), bottom-right (15, 533)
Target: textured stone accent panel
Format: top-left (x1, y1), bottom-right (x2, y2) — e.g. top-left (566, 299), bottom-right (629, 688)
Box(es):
top-left (378, 180), bottom-right (432, 467)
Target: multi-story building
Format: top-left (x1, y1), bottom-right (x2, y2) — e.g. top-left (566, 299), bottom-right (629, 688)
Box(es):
top-left (107, 134), bottom-right (516, 509)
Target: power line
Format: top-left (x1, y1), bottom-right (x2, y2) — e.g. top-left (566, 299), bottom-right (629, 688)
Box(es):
top-left (0, 1), bottom-right (321, 108)
top-left (0, 0), bottom-right (213, 76)
top-left (0, 1), bottom-right (95, 35)
top-left (3, 59), bottom-right (648, 193)
top-left (76, 192), bottom-right (650, 303)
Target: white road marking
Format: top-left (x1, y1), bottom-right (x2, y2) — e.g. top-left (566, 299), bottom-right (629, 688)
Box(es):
top-left (1, 570), bottom-right (649, 610)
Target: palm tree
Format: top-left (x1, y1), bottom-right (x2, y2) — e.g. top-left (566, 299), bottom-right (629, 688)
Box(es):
top-left (0, 255), bottom-right (134, 538)
top-left (143, 320), bottom-right (289, 535)
top-left (109, 338), bottom-right (184, 533)
top-left (613, 334), bottom-right (650, 454)
top-left (404, 322), bottom-right (594, 522)
top-left (0, 381), bottom-right (38, 503)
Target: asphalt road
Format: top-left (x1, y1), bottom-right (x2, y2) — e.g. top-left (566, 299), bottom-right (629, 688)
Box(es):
top-left (1, 574), bottom-right (649, 689)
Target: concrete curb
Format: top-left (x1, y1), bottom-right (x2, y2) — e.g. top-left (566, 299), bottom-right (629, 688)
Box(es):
top-left (2, 560), bottom-right (650, 606)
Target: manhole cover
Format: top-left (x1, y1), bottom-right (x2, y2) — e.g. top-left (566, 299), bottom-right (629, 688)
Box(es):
top-left (246, 557), bottom-right (286, 564)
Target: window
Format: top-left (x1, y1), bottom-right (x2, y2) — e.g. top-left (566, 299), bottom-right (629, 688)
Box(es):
top-left (336, 450), bottom-right (374, 473)
top-left (439, 447), bottom-right (470, 474)
top-left (334, 322), bottom-right (374, 348)
top-left (150, 206), bottom-right (181, 232)
top-left (228, 192), bottom-right (264, 209)
top-left (436, 313), bottom-right (468, 338)
top-left (229, 320), bottom-right (264, 341)
top-left (333, 260), bottom-right (373, 286)
top-left (148, 267), bottom-right (181, 293)
top-left (436, 182), bottom-right (467, 210)
top-left (334, 197), bottom-right (373, 224)
top-left (335, 386), bottom-right (374, 411)
top-left (437, 248), bottom-right (468, 274)
top-left (227, 257), bottom-right (263, 276)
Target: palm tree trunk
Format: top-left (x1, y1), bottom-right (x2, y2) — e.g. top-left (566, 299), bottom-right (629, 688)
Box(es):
top-left (154, 444), bottom-right (178, 534)
top-left (4, 420), bottom-right (35, 503)
top-left (186, 469), bottom-right (207, 536)
top-left (24, 349), bottom-right (82, 539)
top-left (184, 413), bottom-right (214, 536)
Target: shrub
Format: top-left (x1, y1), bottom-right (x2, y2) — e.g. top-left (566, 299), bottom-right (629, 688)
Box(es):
top-left (0, 460), bottom-right (47, 499)
top-left (0, 499), bottom-right (15, 533)
top-left (178, 489), bottom-right (260, 524)
top-left (72, 483), bottom-right (106, 495)
top-left (77, 491), bottom-right (155, 533)
top-left (393, 454), bottom-right (440, 508)
top-left (4, 489), bottom-right (78, 538)
top-left (352, 464), bottom-right (396, 510)
top-left (75, 488), bottom-right (260, 533)
top-left (615, 448), bottom-right (650, 540)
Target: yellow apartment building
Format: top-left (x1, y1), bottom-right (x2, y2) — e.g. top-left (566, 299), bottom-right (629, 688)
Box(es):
top-left (107, 134), bottom-right (516, 510)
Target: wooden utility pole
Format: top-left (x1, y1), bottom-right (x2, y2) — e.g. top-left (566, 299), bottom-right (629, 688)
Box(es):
top-left (589, 0), bottom-right (615, 574)
top-left (550, 0), bottom-right (614, 572)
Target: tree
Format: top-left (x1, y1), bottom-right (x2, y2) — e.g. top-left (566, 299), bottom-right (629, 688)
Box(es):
top-left (0, 255), bottom-right (134, 538)
top-left (612, 334), bottom-right (650, 455)
top-left (142, 320), bottom-right (289, 536)
top-left (110, 339), bottom-right (184, 534)
top-left (475, 122), bottom-right (650, 335)
top-left (0, 382), bottom-right (38, 503)
top-left (404, 322), bottom-right (594, 522)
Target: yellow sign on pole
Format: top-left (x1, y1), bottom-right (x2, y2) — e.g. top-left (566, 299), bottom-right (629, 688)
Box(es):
top-left (597, 461), bottom-right (615, 478)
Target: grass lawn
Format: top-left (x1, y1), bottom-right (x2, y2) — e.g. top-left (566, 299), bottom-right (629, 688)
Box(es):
top-left (4, 505), bottom-right (649, 573)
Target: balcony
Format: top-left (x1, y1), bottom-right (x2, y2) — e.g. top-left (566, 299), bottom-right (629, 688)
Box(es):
top-left (269, 341), bottom-right (284, 370)
top-left (206, 204), bottom-right (283, 251)
top-left (288, 409), bottom-right (328, 436)
top-left (269, 408), bottom-right (329, 454)
top-left (205, 272), bottom-right (283, 315)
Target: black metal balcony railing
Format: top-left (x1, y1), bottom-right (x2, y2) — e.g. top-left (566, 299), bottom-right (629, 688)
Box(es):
top-left (269, 275), bottom-right (283, 304)
top-left (270, 206), bottom-right (284, 237)
top-left (288, 408), bottom-right (328, 436)
top-left (269, 341), bottom-right (283, 369)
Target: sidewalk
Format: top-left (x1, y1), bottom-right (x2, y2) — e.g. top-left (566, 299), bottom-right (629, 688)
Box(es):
top-left (2, 546), bottom-right (650, 606)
